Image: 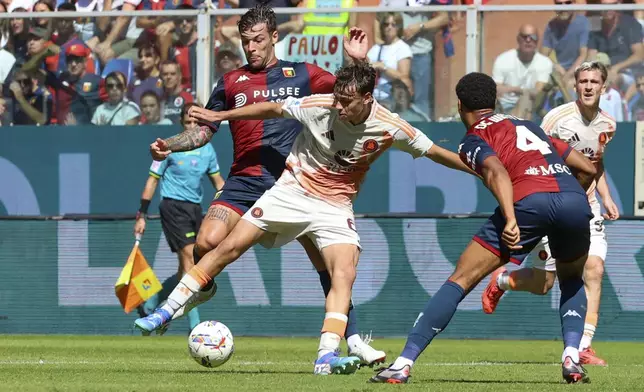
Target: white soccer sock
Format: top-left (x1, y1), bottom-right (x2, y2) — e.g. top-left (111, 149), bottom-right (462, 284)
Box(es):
top-left (579, 323), bottom-right (596, 351)
top-left (562, 346), bottom-right (580, 363)
top-left (161, 274), bottom-right (202, 315)
top-left (318, 332), bottom-right (342, 358)
top-left (346, 334), bottom-right (362, 349)
top-left (392, 356), bottom-right (414, 370)
top-left (497, 271), bottom-right (511, 291)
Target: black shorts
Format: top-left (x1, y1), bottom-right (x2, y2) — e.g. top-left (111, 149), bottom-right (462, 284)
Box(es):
top-left (159, 198), bottom-right (203, 253)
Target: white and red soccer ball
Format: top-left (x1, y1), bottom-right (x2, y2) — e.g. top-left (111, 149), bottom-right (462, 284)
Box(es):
top-left (188, 321), bottom-right (234, 368)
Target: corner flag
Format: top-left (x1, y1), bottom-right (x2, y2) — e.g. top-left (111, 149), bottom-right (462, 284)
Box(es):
top-left (115, 235), bottom-right (162, 313)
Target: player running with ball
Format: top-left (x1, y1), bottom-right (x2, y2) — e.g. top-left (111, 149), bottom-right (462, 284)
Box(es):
top-left (370, 72), bottom-right (598, 384)
top-left (135, 62), bottom-right (475, 375)
top-left (143, 5), bottom-right (385, 366)
top-left (482, 61), bottom-right (618, 366)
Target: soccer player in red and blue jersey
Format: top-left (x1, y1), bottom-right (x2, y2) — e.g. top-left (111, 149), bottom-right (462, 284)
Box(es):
top-left (147, 5), bottom-right (385, 366)
top-left (370, 72), bottom-right (598, 385)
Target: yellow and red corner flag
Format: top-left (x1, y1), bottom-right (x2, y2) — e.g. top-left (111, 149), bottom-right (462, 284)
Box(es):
top-left (115, 235), bottom-right (162, 313)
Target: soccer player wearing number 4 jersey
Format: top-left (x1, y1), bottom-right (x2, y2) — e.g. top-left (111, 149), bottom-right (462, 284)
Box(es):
top-left (482, 61), bottom-right (618, 366)
top-left (371, 72), bottom-right (598, 384)
top-left (135, 63), bottom-right (476, 375)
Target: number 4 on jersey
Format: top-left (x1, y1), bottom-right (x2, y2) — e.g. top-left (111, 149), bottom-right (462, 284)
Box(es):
top-left (515, 125), bottom-right (552, 155)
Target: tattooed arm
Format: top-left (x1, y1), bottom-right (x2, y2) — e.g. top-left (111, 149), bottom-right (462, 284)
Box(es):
top-left (164, 125), bottom-right (215, 152)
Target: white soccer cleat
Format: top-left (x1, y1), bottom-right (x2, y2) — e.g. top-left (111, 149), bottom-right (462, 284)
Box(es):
top-left (161, 281), bottom-right (218, 322)
top-left (348, 332), bottom-right (386, 367)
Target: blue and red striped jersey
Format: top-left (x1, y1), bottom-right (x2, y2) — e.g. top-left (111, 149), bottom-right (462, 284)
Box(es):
top-left (205, 60), bottom-right (335, 180)
top-left (459, 113), bottom-right (585, 202)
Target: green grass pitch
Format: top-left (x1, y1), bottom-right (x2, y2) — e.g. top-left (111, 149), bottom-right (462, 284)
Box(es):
top-left (1, 336), bottom-right (643, 391)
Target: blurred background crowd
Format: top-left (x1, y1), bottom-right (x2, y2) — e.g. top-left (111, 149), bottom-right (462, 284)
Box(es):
top-left (0, 0), bottom-right (642, 126)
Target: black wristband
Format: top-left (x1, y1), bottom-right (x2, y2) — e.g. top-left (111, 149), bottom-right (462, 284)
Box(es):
top-left (139, 199), bottom-right (151, 214)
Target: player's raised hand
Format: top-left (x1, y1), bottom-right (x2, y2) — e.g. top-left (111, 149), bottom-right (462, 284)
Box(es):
top-left (344, 27), bottom-right (368, 62)
top-left (150, 138), bottom-right (171, 161)
top-left (502, 218), bottom-right (522, 251)
top-left (188, 106), bottom-right (224, 123)
top-left (602, 197), bottom-right (619, 220)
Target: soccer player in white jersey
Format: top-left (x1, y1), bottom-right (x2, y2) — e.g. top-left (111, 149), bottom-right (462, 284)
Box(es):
top-left (134, 62), bottom-right (475, 375)
top-left (482, 61), bottom-right (619, 366)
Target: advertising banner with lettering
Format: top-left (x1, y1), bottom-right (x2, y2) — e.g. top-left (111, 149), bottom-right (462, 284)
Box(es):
top-left (2, 218), bottom-right (644, 339)
top-left (283, 34), bottom-right (344, 73)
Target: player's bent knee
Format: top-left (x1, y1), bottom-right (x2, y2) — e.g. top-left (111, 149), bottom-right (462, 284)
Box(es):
top-left (330, 262), bottom-right (357, 287)
top-left (585, 256), bottom-right (605, 280)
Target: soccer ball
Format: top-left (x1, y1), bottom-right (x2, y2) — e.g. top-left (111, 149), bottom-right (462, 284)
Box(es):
top-left (188, 321), bottom-right (234, 368)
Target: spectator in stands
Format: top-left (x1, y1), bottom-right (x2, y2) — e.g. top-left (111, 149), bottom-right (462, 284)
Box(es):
top-left (45, 44), bottom-right (102, 125)
top-left (91, 71), bottom-right (141, 125)
top-left (50, 3), bottom-right (98, 75)
top-left (214, 42), bottom-right (242, 80)
top-left (299, 0), bottom-right (355, 36)
top-left (89, 0), bottom-right (144, 65)
top-left (129, 43), bottom-right (163, 105)
top-left (588, 0), bottom-right (644, 94)
top-left (367, 13), bottom-right (413, 109)
top-left (629, 73), bottom-right (644, 120)
top-left (169, 4), bottom-right (198, 93)
top-left (0, 96), bottom-right (7, 125)
top-left (8, 8), bottom-right (30, 66)
top-left (0, 2), bottom-right (9, 49)
top-left (596, 53), bottom-right (626, 121)
top-left (139, 90), bottom-right (172, 125)
top-left (636, 0), bottom-right (644, 30)
top-left (25, 26), bottom-right (57, 73)
top-left (540, 0), bottom-right (589, 90)
top-left (390, 79), bottom-right (430, 122)
top-left (374, 0), bottom-right (453, 120)
top-left (492, 24), bottom-right (553, 119)
top-left (160, 59), bottom-right (193, 123)
top-left (7, 69), bottom-right (52, 125)
top-left (32, 0), bottom-right (53, 36)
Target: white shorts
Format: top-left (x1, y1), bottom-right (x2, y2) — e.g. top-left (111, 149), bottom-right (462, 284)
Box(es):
top-left (532, 202), bottom-right (607, 272)
top-left (242, 183), bottom-right (361, 250)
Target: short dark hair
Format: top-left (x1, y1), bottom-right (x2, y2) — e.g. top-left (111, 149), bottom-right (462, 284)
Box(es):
top-left (181, 102), bottom-right (199, 120)
top-left (141, 90), bottom-right (161, 104)
top-left (105, 71), bottom-right (127, 87)
top-left (455, 72), bottom-right (497, 111)
top-left (238, 4), bottom-right (277, 35)
top-left (333, 62), bottom-right (377, 97)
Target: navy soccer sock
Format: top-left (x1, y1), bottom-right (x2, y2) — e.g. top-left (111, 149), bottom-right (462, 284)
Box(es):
top-left (559, 276), bottom-right (587, 355)
top-left (317, 270), bottom-right (359, 338)
top-left (400, 280), bottom-right (466, 362)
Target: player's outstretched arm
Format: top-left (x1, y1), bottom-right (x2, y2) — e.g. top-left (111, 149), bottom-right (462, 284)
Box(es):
top-left (562, 148), bottom-right (597, 191)
top-left (480, 157), bottom-right (521, 250)
top-left (161, 125), bottom-right (215, 154)
top-left (594, 159), bottom-right (619, 220)
top-left (425, 144), bottom-right (481, 178)
top-left (189, 102), bottom-right (283, 123)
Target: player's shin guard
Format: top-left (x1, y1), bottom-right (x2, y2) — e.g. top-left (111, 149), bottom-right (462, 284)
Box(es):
top-left (400, 280), bottom-right (466, 364)
top-left (161, 265), bottom-right (212, 316)
top-left (559, 276), bottom-right (586, 362)
top-left (317, 270), bottom-right (358, 339)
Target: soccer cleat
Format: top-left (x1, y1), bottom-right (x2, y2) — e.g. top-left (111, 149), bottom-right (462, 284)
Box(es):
top-left (134, 308), bottom-right (172, 333)
top-left (348, 333), bottom-right (386, 367)
top-left (313, 352), bottom-right (361, 375)
top-left (579, 347), bottom-right (607, 366)
top-left (136, 306), bottom-right (169, 336)
top-left (369, 364), bottom-right (411, 384)
top-left (562, 356), bottom-right (590, 384)
top-left (482, 267), bottom-right (507, 314)
top-left (167, 281), bottom-right (218, 322)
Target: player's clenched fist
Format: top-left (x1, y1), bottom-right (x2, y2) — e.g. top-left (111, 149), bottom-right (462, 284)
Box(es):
top-left (188, 106), bottom-right (224, 123)
top-left (150, 138), bottom-right (171, 161)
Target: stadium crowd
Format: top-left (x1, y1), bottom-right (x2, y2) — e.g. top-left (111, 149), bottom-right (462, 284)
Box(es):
top-left (0, 0), bottom-right (642, 126)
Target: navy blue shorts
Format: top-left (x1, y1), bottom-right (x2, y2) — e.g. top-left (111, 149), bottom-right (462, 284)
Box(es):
top-left (474, 192), bottom-right (592, 265)
top-left (210, 175), bottom-right (274, 216)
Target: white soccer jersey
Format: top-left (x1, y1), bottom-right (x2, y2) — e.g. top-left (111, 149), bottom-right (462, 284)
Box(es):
top-left (279, 94), bottom-right (434, 209)
top-left (540, 101), bottom-right (616, 205)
